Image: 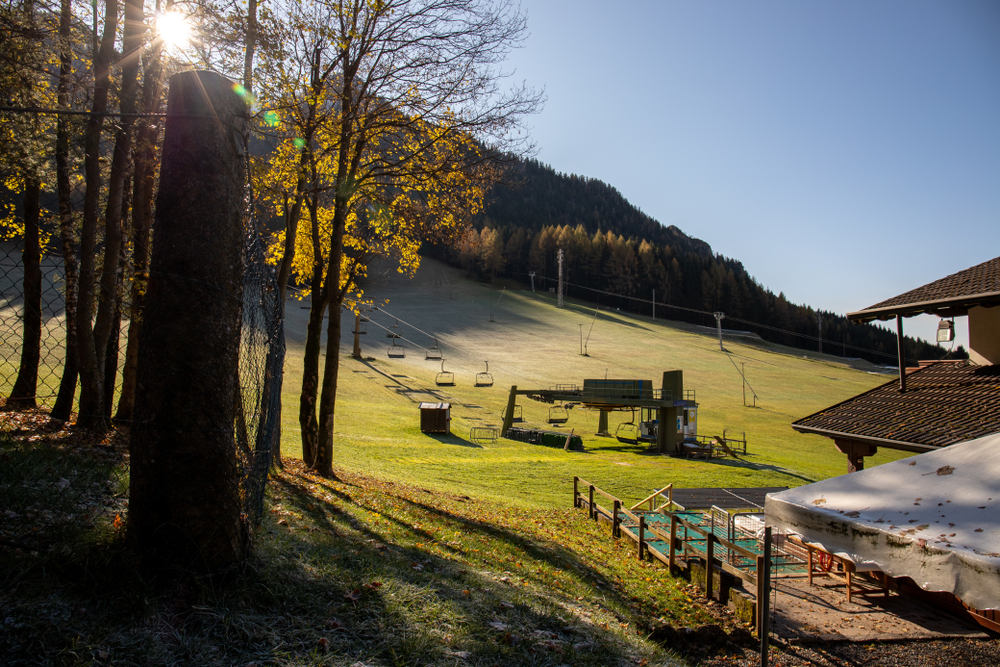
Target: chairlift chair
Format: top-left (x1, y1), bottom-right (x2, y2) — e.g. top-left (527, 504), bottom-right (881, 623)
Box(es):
top-left (435, 360), bottom-right (455, 386)
top-left (425, 338), bottom-right (442, 360)
top-left (615, 409), bottom-right (639, 444)
top-left (475, 361), bottom-right (494, 387)
top-left (386, 318), bottom-right (401, 338)
top-left (387, 338), bottom-right (406, 358)
top-left (548, 405), bottom-right (569, 424)
top-left (511, 404), bottom-right (523, 422)
top-left (352, 321), bottom-right (367, 335)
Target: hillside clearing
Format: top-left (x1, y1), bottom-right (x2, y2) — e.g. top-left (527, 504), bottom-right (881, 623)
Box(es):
top-left (281, 256), bottom-right (900, 507)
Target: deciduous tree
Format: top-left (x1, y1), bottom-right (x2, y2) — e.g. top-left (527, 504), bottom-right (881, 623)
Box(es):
top-left (260, 0), bottom-right (541, 476)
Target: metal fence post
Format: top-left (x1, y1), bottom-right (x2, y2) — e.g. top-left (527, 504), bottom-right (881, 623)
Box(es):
top-left (760, 526), bottom-right (772, 667)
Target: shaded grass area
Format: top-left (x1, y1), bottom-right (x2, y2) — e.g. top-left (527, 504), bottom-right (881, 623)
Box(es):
top-left (3, 416), bottom-right (767, 667)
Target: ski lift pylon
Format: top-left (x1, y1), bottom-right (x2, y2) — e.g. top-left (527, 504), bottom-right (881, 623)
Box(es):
top-left (435, 360), bottom-right (455, 386)
top-left (475, 361), bottom-right (494, 387)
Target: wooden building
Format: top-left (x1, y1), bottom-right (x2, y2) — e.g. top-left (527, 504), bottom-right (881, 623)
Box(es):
top-left (419, 402), bottom-right (451, 435)
top-left (793, 255), bottom-right (1000, 472)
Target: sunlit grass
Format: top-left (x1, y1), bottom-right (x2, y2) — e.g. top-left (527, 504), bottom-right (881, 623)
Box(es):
top-left (277, 256), bottom-right (900, 508)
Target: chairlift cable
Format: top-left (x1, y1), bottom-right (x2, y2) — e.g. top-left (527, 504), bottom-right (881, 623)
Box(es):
top-left (531, 273), bottom-right (918, 364)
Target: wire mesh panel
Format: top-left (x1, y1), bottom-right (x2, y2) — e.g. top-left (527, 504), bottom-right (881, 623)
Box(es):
top-left (236, 202), bottom-right (285, 527)
top-left (0, 93), bottom-right (284, 538)
top-left (0, 234), bottom-right (132, 412)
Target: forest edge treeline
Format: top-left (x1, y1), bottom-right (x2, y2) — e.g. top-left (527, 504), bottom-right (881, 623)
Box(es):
top-left (425, 157), bottom-right (963, 366)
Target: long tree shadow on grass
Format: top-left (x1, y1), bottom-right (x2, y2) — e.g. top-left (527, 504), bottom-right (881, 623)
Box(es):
top-left (692, 455), bottom-right (816, 484)
top-left (251, 468), bottom-right (687, 666)
top-left (0, 430), bottom-right (684, 667)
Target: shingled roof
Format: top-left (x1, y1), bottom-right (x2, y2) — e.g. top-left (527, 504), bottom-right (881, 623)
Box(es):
top-left (848, 255), bottom-right (1000, 323)
top-left (792, 360), bottom-right (1000, 452)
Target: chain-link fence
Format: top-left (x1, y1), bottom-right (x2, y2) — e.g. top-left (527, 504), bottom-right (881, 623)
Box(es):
top-left (235, 193), bottom-right (285, 526)
top-left (0, 102), bottom-right (285, 532)
top-left (0, 240), bottom-right (105, 409)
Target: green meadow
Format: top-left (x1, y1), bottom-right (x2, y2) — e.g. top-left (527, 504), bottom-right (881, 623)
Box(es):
top-left (279, 257), bottom-right (899, 508)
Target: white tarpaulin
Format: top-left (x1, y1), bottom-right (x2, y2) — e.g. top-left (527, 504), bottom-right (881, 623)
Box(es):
top-left (765, 433), bottom-right (1000, 611)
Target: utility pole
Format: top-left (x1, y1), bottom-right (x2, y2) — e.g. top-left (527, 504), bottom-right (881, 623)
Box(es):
top-left (817, 311), bottom-right (822, 354)
top-left (713, 312), bottom-right (725, 351)
top-left (529, 271), bottom-right (535, 292)
top-left (652, 289), bottom-right (655, 320)
top-left (557, 249), bottom-right (564, 308)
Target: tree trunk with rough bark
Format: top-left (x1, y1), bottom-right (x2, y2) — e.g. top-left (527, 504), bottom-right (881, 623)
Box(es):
top-left (8, 181), bottom-right (42, 410)
top-left (298, 194), bottom-right (327, 469)
top-left (115, 24), bottom-right (166, 424)
top-left (50, 0), bottom-right (78, 422)
top-left (128, 70), bottom-right (249, 570)
top-left (92, 0), bottom-right (141, 421)
top-left (76, 0), bottom-right (118, 430)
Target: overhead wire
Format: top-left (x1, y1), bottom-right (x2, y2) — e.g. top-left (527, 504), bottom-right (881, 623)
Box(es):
top-left (530, 273), bottom-right (914, 364)
top-left (370, 303), bottom-right (555, 395)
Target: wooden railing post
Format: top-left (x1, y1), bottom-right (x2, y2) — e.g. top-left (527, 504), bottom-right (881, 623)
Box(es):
top-left (669, 514), bottom-right (678, 572)
top-left (589, 485), bottom-right (595, 520)
top-left (573, 476), bottom-right (579, 508)
top-left (638, 514), bottom-right (646, 561)
top-left (613, 500), bottom-right (620, 538)
top-left (705, 533), bottom-right (715, 600)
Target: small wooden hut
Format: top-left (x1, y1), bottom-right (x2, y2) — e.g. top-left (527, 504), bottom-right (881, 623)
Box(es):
top-left (419, 402), bottom-right (451, 434)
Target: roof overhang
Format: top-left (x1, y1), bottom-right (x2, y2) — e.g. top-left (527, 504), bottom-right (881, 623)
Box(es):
top-left (847, 291), bottom-right (1000, 324)
top-left (790, 423), bottom-right (940, 453)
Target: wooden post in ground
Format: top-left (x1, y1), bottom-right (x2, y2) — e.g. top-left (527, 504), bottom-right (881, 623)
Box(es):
top-left (589, 485), bottom-right (595, 520)
top-left (669, 514), bottom-right (678, 572)
top-left (638, 515), bottom-right (646, 561)
top-left (613, 500), bottom-right (620, 538)
top-left (128, 70), bottom-right (249, 571)
top-left (706, 534), bottom-right (715, 600)
top-left (573, 476), bottom-right (579, 508)
top-left (352, 311), bottom-right (362, 359)
top-left (502, 385), bottom-right (518, 436)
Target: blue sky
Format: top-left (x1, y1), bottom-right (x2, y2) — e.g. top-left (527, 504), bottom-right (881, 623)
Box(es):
top-left (502, 0), bottom-right (999, 348)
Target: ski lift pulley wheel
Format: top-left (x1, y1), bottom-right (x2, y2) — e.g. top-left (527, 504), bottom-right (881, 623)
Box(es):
top-left (475, 360), bottom-right (494, 387)
top-left (435, 360), bottom-right (455, 386)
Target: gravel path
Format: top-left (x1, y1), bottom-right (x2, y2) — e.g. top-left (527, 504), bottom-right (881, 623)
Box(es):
top-left (696, 637), bottom-right (1000, 667)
